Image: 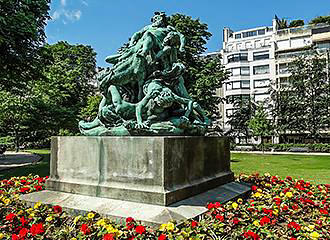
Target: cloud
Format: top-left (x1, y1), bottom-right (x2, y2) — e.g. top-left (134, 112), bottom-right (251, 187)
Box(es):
top-left (60, 0), bottom-right (67, 7)
top-left (51, 9), bottom-right (82, 22)
top-left (81, 0), bottom-right (88, 6)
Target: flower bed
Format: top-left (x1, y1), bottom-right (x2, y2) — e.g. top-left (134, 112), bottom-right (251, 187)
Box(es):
top-left (0, 174), bottom-right (328, 239)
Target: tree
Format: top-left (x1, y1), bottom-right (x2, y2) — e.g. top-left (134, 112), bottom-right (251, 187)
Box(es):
top-left (310, 15), bottom-right (330, 25)
top-left (277, 18), bottom-right (288, 30)
top-left (80, 95), bottom-right (102, 121)
top-left (0, 0), bottom-right (50, 92)
top-left (35, 41), bottom-right (97, 134)
top-left (289, 20), bottom-right (304, 28)
top-left (271, 53), bottom-right (330, 142)
top-left (248, 104), bottom-right (273, 152)
top-left (226, 99), bottom-right (255, 143)
top-left (168, 14), bottom-right (228, 120)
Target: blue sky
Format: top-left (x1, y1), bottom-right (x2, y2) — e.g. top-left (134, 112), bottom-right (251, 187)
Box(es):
top-left (46, 0), bottom-right (329, 67)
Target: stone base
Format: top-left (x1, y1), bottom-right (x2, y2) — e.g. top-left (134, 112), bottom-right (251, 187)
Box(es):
top-left (21, 181), bottom-right (251, 227)
top-left (47, 136), bottom-right (234, 206)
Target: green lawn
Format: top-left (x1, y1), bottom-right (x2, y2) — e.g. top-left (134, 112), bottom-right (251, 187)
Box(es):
top-left (1, 150), bottom-right (329, 184)
top-left (0, 149), bottom-right (50, 180)
top-left (231, 153), bottom-right (330, 184)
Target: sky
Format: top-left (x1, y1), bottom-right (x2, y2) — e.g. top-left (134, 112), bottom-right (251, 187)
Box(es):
top-left (46, 0), bottom-right (330, 67)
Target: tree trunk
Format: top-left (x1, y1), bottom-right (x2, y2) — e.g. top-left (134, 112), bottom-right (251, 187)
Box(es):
top-left (14, 129), bottom-right (20, 153)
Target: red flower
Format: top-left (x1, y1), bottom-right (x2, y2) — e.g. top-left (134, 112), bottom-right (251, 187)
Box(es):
top-left (34, 185), bottom-right (43, 191)
top-left (286, 176), bottom-right (292, 181)
top-left (53, 205), bottom-right (62, 214)
top-left (126, 224), bottom-right (134, 230)
top-left (80, 224), bottom-right (90, 235)
top-left (320, 208), bottom-right (328, 215)
top-left (191, 220), bottom-right (198, 228)
top-left (103, 234), bottom-right (115, 240)
top-left (20, 216), bottom-right (28, 226)
top-left (282, 205), bottom-right (289, 211)
top-left (243, 230), bottom-right (260, 240)
top-left (288, 222), bottom-right (300, 231)
top-left (126, 217), bottom-right (134, 223)
top-left (233, 217), bottom-right (240, 225)
top-left (30, 223), bottom-right (44, 236)
top-left (20, 180), bottom-right (27, 185)
top-left (158, 234), bottom-right (167, 240)
top-left (215, 214), bottom-right (224, 222)
top-left (19, 187), bottom-right (30, 193)
top-left (12, 234), bottom-right (19, 240)
top-left (290, 238), bottom-right (297, 240)
top-left (6, 213), bottom-right (16, 221)
top-left (207, 203), bottom-right (215, 209)
top-left (292, 204), bottom-right (299, 210)
top-left (19, 228), bottom-right (29, 238)
top-left (135, 225), bottom-right (146, 234)
top-left (251, 185), bottom-right (257, 191)
top-left (260, 216), bottom-right (270, 226)
top-left (214, 202), bottom-right (221, 208)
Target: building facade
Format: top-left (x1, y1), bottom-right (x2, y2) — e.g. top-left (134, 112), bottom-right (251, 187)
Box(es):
top-left (220, 18), bottom-right (330, 143)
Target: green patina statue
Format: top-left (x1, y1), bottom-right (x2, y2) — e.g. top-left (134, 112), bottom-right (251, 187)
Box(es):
top-left (79, 12), bottom-right (210, 136)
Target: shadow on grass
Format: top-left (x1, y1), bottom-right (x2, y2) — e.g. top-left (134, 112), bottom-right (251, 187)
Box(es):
top-left (231, 159), bottom-right (240, 163)
top-left (0, 153), bottom-right (50, 180)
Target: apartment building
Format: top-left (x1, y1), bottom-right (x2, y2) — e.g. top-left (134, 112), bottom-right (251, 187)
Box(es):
top-left (220, 18), bottom-right (330, 141)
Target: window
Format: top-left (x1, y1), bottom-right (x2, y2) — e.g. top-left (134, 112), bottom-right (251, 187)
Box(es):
top-left (316, 41), bottom-right (330, 49)
top-left (257, 29), bottom-right (266, 35)
top-left (228, 67), bottom-right (250, 76)
top-left (241, 67), bottom-right (250, 75)
top-left (226, 82), bottom-right (232, 90)
top-left (254, 94), bottom-right (269, 102)
top-left (245, 42), bottom-right (253, 49)
top-left (254, 79), bottom-right (270, 88)
top-left (253, 65), bottom-right (269, 75)
top-left (227, 53), bottom-right (248, 63)
top-left (253, 51), bottom-right (269, 61)
top-left (235, 33), bottom-right (242, 39)
top-left (226, 109), bottom-right (234, 117)
top-left (226, 94), bottom-right (250, 104)
top-left (278, 63), bottom-right (289, 74)
top-left (241, 80), bottom-right (250, 89)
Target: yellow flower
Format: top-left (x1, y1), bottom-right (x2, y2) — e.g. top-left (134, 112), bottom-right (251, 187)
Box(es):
top-left (17, 210), bottom-right (24, 215)
top-left (257, 188), bottom-right (262, 193)
top-left (159, 224), bottom-right (167, 231)
top-left (96, 219), bottom-right (107, 227)
top-left (265, 183), bottom-right (271, 187)
top-left (0, 233), bottom-right (4, 239)
top-left (74, 215), bottom-right (81, 224)
top-left (34, 202), bottom-right (42, 209)
top-left (46, 216), bottom-right (53, 222)
top-left (4, 198), bottom-right (11, 205)
top-left (253, 220), bottom-right (260, 227)
top-left (264, 173), bottom-right (270, 177)
top-left (166, 222), bottom-right (175, 231)
top-left (232, 202), bottom-right (238, 209)
top-left (71, 238), bottom-right (77, 240)
top-left (87, 212), bottom-right (95, 219)
top-left (254, 192), bottom-right (262, 198)
top-left (26, 208), bottom-right (33, 214)
top-left (310, 231), bottom-right (320, 239)
top-left (237, 198), bottom-right (243, 204)
top-left (106, 225), bottom-right (119, 234)
top-left (285, 192), bottom-right (293, 198)
top-left (273, 209), bottom-right (279, 216)
top-left (280, 192), bottom-right (284, 197)
top-left (308, 225), bottom-right (315, 231)
top-left (28, 213), bottom-right (35, 218)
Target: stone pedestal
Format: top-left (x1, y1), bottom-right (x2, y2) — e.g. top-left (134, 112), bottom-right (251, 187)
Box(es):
top-left (46, 136), bottom-right (234, 206)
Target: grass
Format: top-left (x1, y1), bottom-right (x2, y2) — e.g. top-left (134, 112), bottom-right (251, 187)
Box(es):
top-left (0, 149), bottom-right (50, 180)
top-left (231, 152), bottom-right (330, 184)
top-left (1, 149), bottom-right (329, 184)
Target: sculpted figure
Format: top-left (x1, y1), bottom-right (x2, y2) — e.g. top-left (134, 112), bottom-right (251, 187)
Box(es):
top-left (79, 12), bottom-right (210, 136)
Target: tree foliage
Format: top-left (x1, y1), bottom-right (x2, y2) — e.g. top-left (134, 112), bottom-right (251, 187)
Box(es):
top-left (226, 99), bottom-right (256, 143)
top-left (309, 15), bottom-right (330, 25)
top-left (0, 0), bottom-right (50, 91)
top-left (289, 19), bottom-right (304, 28)
top-left (168, 14), bottom-right (228, 119)
top-left (271, 53), bottom-right (330, 142)
top-left (248, 104), bottom-right (273, 151)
